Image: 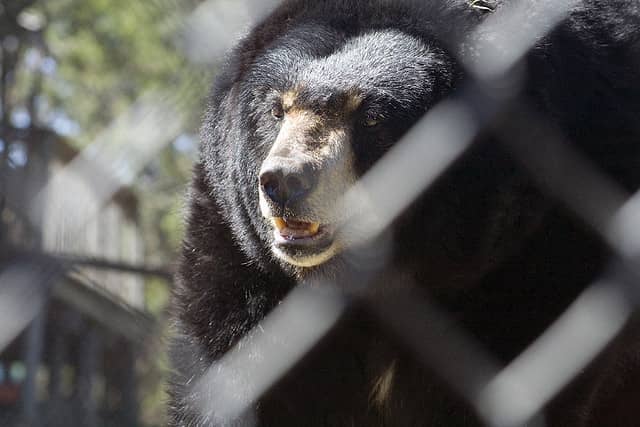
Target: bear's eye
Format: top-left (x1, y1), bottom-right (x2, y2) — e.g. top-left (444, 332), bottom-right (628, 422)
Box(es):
top-left (363, 113), bottom-right (381, 128)
top-left (271, 102), bottom-right (284, 120)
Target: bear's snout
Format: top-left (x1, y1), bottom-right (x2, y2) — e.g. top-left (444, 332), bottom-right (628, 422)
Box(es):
top-left (259, 157), bottom-right (316, 209)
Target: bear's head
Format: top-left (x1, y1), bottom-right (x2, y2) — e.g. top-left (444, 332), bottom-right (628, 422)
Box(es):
top-left (249, 30), bottom-right (455, 269)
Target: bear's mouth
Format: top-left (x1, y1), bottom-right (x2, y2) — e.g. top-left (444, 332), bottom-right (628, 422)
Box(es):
top-left (269, 217), bottom-right (337, 267)
top-left (272, 217), bottom-right (325, 242)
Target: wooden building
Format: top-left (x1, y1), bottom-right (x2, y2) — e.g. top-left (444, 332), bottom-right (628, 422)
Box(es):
top-left (0, 126), bottom-right (158, 427)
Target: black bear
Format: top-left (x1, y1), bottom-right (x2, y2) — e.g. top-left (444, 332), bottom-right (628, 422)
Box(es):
top-left (168, 1), bottom-right (640, 425)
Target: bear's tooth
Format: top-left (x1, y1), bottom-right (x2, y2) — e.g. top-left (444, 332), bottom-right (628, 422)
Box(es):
top-left (273, 217), bottom-right (286, 231)
top-left (308, 222), bottom-right (320, 234)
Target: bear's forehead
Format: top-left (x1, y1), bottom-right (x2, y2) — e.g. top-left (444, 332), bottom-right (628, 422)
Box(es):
top-left (259, 29), bottom-right (440, 101)
top-left (302, 31), bottom-right (435, 90)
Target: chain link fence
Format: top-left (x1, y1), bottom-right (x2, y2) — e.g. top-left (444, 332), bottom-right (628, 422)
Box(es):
top-left (1, 0), bottom-right (640, 426)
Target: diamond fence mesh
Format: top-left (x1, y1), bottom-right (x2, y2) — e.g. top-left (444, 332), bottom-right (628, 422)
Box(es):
top-left (1, 0), bottom-right (639, 426)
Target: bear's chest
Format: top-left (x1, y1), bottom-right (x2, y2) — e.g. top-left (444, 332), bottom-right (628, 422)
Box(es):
top-left (258, 311), bottom-right (480, 426)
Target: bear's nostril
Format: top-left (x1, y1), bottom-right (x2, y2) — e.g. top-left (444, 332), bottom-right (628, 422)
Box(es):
top-left (260, 171), bottom-right (283, 205)
top-left (264, 181), bottom-right (280, 202)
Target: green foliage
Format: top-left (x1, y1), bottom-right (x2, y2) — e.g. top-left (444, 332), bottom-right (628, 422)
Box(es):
top-left (6, 1), bottom-right (213, 425)
top-left (40, 0), bottom-right (209, 140)
top-left (145, 276), bottom-right (172, 316)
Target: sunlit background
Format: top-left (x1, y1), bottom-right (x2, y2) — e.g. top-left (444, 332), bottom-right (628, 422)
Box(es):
top-left (0, 0), bottom-right (225, 425)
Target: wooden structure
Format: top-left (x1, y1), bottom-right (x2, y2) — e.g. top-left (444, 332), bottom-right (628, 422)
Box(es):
top-left (0, 126), bottom-right (157, 427)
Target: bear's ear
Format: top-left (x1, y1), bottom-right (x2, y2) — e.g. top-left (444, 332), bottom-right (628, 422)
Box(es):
top-left (468, 0), bottom-right (498, 14)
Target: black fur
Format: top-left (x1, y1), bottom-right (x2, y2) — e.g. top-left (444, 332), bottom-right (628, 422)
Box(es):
top-left (169, 1), bottom-right (640, 425)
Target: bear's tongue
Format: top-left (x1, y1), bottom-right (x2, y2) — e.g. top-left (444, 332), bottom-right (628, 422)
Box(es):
top-left (273, 217), bottom-right (320, 239)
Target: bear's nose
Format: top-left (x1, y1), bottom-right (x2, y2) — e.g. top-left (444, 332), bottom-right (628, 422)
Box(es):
top-left (259, 161), bottom-right (314, 207)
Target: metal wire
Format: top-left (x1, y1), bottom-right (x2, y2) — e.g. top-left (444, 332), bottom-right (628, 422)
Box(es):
top-left (2, 0), bottom-right (640, 426)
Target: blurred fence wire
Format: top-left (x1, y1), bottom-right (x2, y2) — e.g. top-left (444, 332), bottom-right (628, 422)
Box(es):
top-left (1, 0), bottom-right (639, 426)
top-left (187, 1), bottom-right (640, 427)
